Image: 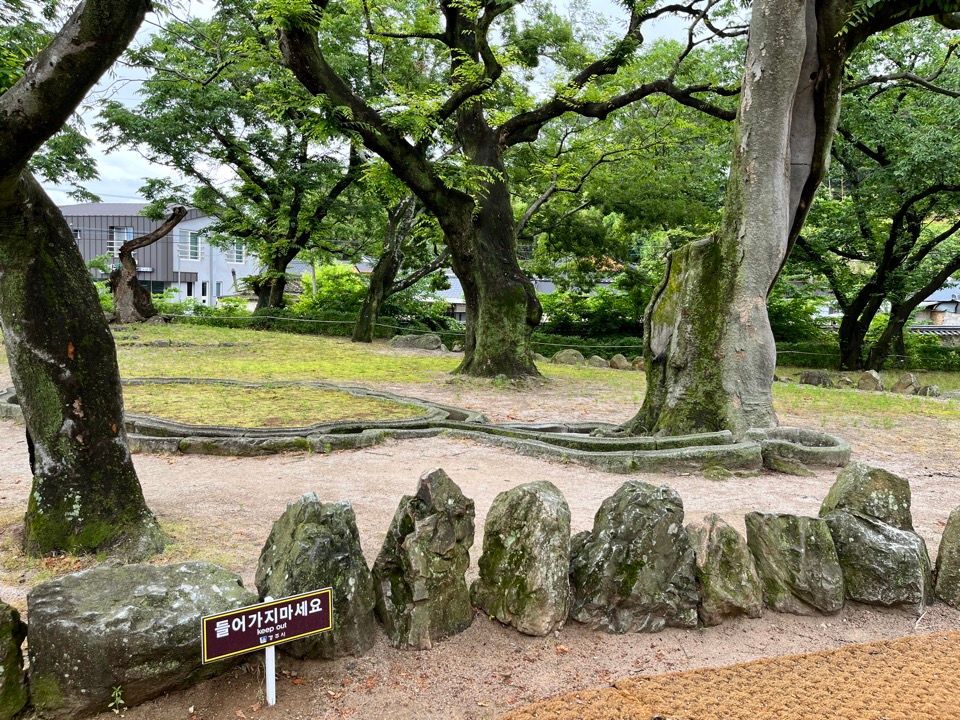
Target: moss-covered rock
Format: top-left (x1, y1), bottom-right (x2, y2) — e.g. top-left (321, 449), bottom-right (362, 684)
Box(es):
top-left (745, 513), bottom-right (844, 615)
top-left (0, 601), bottom-right (27, 720)
top-left (586, 355), bottom-right (609, 368)
top-left (686, 514), bottom-right (763, 626)
top-left (823, 510), bottom-right (931, 611)
top-left (256, 494), bottom-right (376, 659)
top-left (28, 562), bottom-right (255, 719)
top-left (373, 469), bottom-right (475, 649)
top-left (820, 463), bottom-right (913, 530)
top-left (471, 481), bottom-right (571, 636)
top-left (891, 373), bottom-right (920, 395)
top-left (857, 370), bottom-right (883, 391)
top-left (569, 481), bottom-right (698, 633)
top-left (609, 354), bottom-right (632, 370)
top-left (935, 507), bottom-right (960, 607)
top-left (551, 349), bottom-right (584, 365)
top-left (799, 370), bottom-right (833, 388)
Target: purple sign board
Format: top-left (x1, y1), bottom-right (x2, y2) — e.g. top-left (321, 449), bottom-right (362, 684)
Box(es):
top-left (201, 588), bottom-right (333, 664)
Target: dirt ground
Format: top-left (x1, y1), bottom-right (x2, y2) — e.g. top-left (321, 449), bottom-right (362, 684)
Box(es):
top-left (1, 372), bottom-right (960, 720)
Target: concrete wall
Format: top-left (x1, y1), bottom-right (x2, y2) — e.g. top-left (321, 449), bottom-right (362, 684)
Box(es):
top-left (169, 216), bottom-right (262, 306)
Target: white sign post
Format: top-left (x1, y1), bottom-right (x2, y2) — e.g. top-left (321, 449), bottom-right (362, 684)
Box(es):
top-left (263, 597), bottom-right (276, 706)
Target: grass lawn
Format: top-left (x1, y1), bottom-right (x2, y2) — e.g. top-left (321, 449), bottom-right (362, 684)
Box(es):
top-left (122, 383), bottom-right (428, 426)
top-left (1, 322), bottom-right (959, 428)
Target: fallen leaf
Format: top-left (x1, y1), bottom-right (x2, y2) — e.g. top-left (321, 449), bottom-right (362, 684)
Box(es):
top-left (555, 644), bottom-right (570, 655)
top-left (291, 677), bottom-right (305, 686)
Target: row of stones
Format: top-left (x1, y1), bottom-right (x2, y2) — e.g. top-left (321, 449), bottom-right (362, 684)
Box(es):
top-left (546, 348), bottom-right (643, 370)
top-left (4, 463), bottom-right (954, 719)
top-left (798, 369), bottom-right (943, 397)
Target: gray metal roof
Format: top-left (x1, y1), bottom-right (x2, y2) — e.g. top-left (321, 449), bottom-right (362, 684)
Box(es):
top-left (911, 325), bottom-right (960, 337)
top-left (59, 202), bottom-right (206, 219)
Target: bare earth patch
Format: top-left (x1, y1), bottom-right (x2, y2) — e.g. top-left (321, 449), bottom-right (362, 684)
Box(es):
top-left (0, 353), bottom-right (959, 719)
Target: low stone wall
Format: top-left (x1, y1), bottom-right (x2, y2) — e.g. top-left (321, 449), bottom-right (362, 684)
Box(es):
top-left (0, 380), bottom-right (852, 475)
top-left (7, 462), bottom-right (960, 718)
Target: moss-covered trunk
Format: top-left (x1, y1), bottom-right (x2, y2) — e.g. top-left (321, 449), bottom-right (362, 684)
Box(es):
top-left (628, 0), bottom-right (852, 437)
top-left (450, 107), bottom-right (541, 377)
top-left (353, 206), bottom-right (405, 343)
top-left (254, 272), bottom-right (288, 311)
top-left (0, 174), bottom-right (164, 558)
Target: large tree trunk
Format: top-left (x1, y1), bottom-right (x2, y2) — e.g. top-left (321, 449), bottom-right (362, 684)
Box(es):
top-left (867, 302), bottom-right (913, 371)
top-left (112, 249), bottom-right (156, 323)
top-left (0, 174), bottom-right (164, 557)
top-left (451, 110), bottom-right (541, 377)
top-left (254, 271), bottom-right (288, 310)
top-left (627, 0), bottom-right (849, 437)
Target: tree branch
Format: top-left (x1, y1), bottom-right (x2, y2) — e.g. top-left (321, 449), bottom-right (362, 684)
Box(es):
top-left (0, 0), bottom-right (151, 177)
top-left (392, 248), bottom-right (451, 294)
top-left (120, 206), bottom-right (188, 254)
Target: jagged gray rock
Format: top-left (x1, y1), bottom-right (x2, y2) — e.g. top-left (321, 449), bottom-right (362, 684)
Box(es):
top-left (820, 462), bottom-right (913, 530)
top-left (823, 510), bottom-right (931, 611)
top-left (373, 469), bottom-right (475, 649)
top-left (799, 370), bottom-right (833, 388)
top-left (551, 349), bottom-right (585, 365)
top-left (918, 384), bottom-right (941, 397)
top-left (686, 514), bottom-right (763, 626)
top-left (935, 507), bottom-right (960, 607)
top-left (609, 354), bottom-right (632, 370)
top-left (891, 372), bottom-right (920, 395)
top-left (745, 513), bottom-right (844, 615)
top-left (256, 494), bottom-right (377, 659)
top-left (0, 601), bottom-right (27, 720)
top-left (857, 370), bottom-right (884, 391)
top-left (27, 562), bottom-right (255, 719)
top-left (569, 481), bottom-right (698, 633)
top-left (470, 481), bottom-right (571, 636)
top-left (389, 333), bottom-right (442, 350)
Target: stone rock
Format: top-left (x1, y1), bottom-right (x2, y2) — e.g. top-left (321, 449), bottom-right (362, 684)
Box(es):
top-left (631, 356), bottom-right (645, 371)
top-left (569, 481), bottom-right (698, 633)
top-left (609, 354), bottom-right (632, 370)
top-left (28, 562), bottom-right (255, 719)
top-left (919, 384), bottom-right (942, 397)
top-left (533, 353), bottom-right (548, 363)
top-left (935, 507), bottom-right (960, 607)
top-left (389, 333), bottom-right (442, 350)
top-left (373, 469), bottom-right (475, 649)
top-left (439, 343), bottom-right (449, 352)
top-left (686, 514), bottom-right (763, 626)
top-left (452, 343), bottom-right (464, 353)
top-left (891, 372), bottom-right (920, 395)
top-left (820, 462), bottom-right (913, 531)
top-left (837, 375), bottom-right (854, 388)
top-left (763, 451), bottom-right (814, 476)
top-left (256, 494), bottom-right (376, 660)
top-left (470, 481), bottom-right (571, 636)
top-left (799, 370), bottom-right (833, 388)
top-left (144, 314), bottom-right (167, 324)
top-left (823, 510), bottom-right (931, 610)
top-left (745, 513), bottom-right (844, 615)
top-left (857, 369), bottom-right (884, 391)
top-left (587, 355), bottom-right (609, 368)
top-left (551, 348), bottom-right (585, 365)
top-left (0, 601), bottom-right (27, 720)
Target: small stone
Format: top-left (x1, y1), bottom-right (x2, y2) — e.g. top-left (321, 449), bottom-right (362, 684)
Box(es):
top-left (551, 349), bottom-right (585, 365)
top-left (439, 343), bottom-right (449, 352)
top-left (28, 562), bottom-right (256, 719)
top-left (702, 465), bottom-right (732, 481)
top-left (631, 356), bottom-right (645, 371)
top-left (763, 453), bottom-right (814, 476)
top-left (389, 333), bottom-right (442, 350)
top-left (799, 370), bottom-right (833, 388)
top-left (935, 507), bottom-right (960, 607)
top-left (533, 353), bottom-right (548, 362)
top-left (609, 354), bottom-right (632, 370)
top-left (745, 512), bottom-right (844, 615)
top-left (837, 375), bottom-right (854, 388)
top-left (470, 481), bottom-right (571, 636)
top-left (451, 343), bottom-right (464, 353)
top-left (586, 355), bottom-right (609, 368)
top-left (373, 469), bottom-right (475, 649)
top-left (891, 372), bottom-right (920, 395)
top-left (686, 514), bottom-right (763, 626)
top-left (918, 384), bottom-right (941, 397)
top-left (256, 495), bottom-right (376, 660)
top-left (0, 601), bottom-right (27, 720)
top-left (820, 462), bottom-right (913, 530)
top-left (857, 370), bottom-right (883, 391)
top-left (823, 510), bottom-right (931, 611)
top-left (569, 481), bottom-right (698, 633)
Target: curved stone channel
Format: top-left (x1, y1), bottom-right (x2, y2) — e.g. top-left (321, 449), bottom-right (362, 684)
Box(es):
top-left (0, 379), bottom-right (851, 473)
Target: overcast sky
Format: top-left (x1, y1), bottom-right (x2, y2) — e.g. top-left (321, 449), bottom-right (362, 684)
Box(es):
top-left (42, 0), bottom-right (686, 207)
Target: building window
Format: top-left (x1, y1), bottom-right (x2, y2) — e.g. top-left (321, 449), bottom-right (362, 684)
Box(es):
top-left (72, 228), bottom-right (82, 241)
top-left (178, 230), bottom-right (201, 260)
top-left (186, 281), bottom-right (194, 297)
top-left (201, 281), bottom-right (208, 299)
top-left (215, 281), bottom-right (222, 298)
top-left (108, 226), bottom-right (133, 257)
top-left (225, 241), bottom-right (244, 263)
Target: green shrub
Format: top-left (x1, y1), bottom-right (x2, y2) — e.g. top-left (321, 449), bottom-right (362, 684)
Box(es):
top-left (540, 288), bottom-right (641, 338)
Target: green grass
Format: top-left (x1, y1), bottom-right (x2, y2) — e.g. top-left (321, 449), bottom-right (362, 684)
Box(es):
top-left (123, 383), bottom-right (427, 426)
